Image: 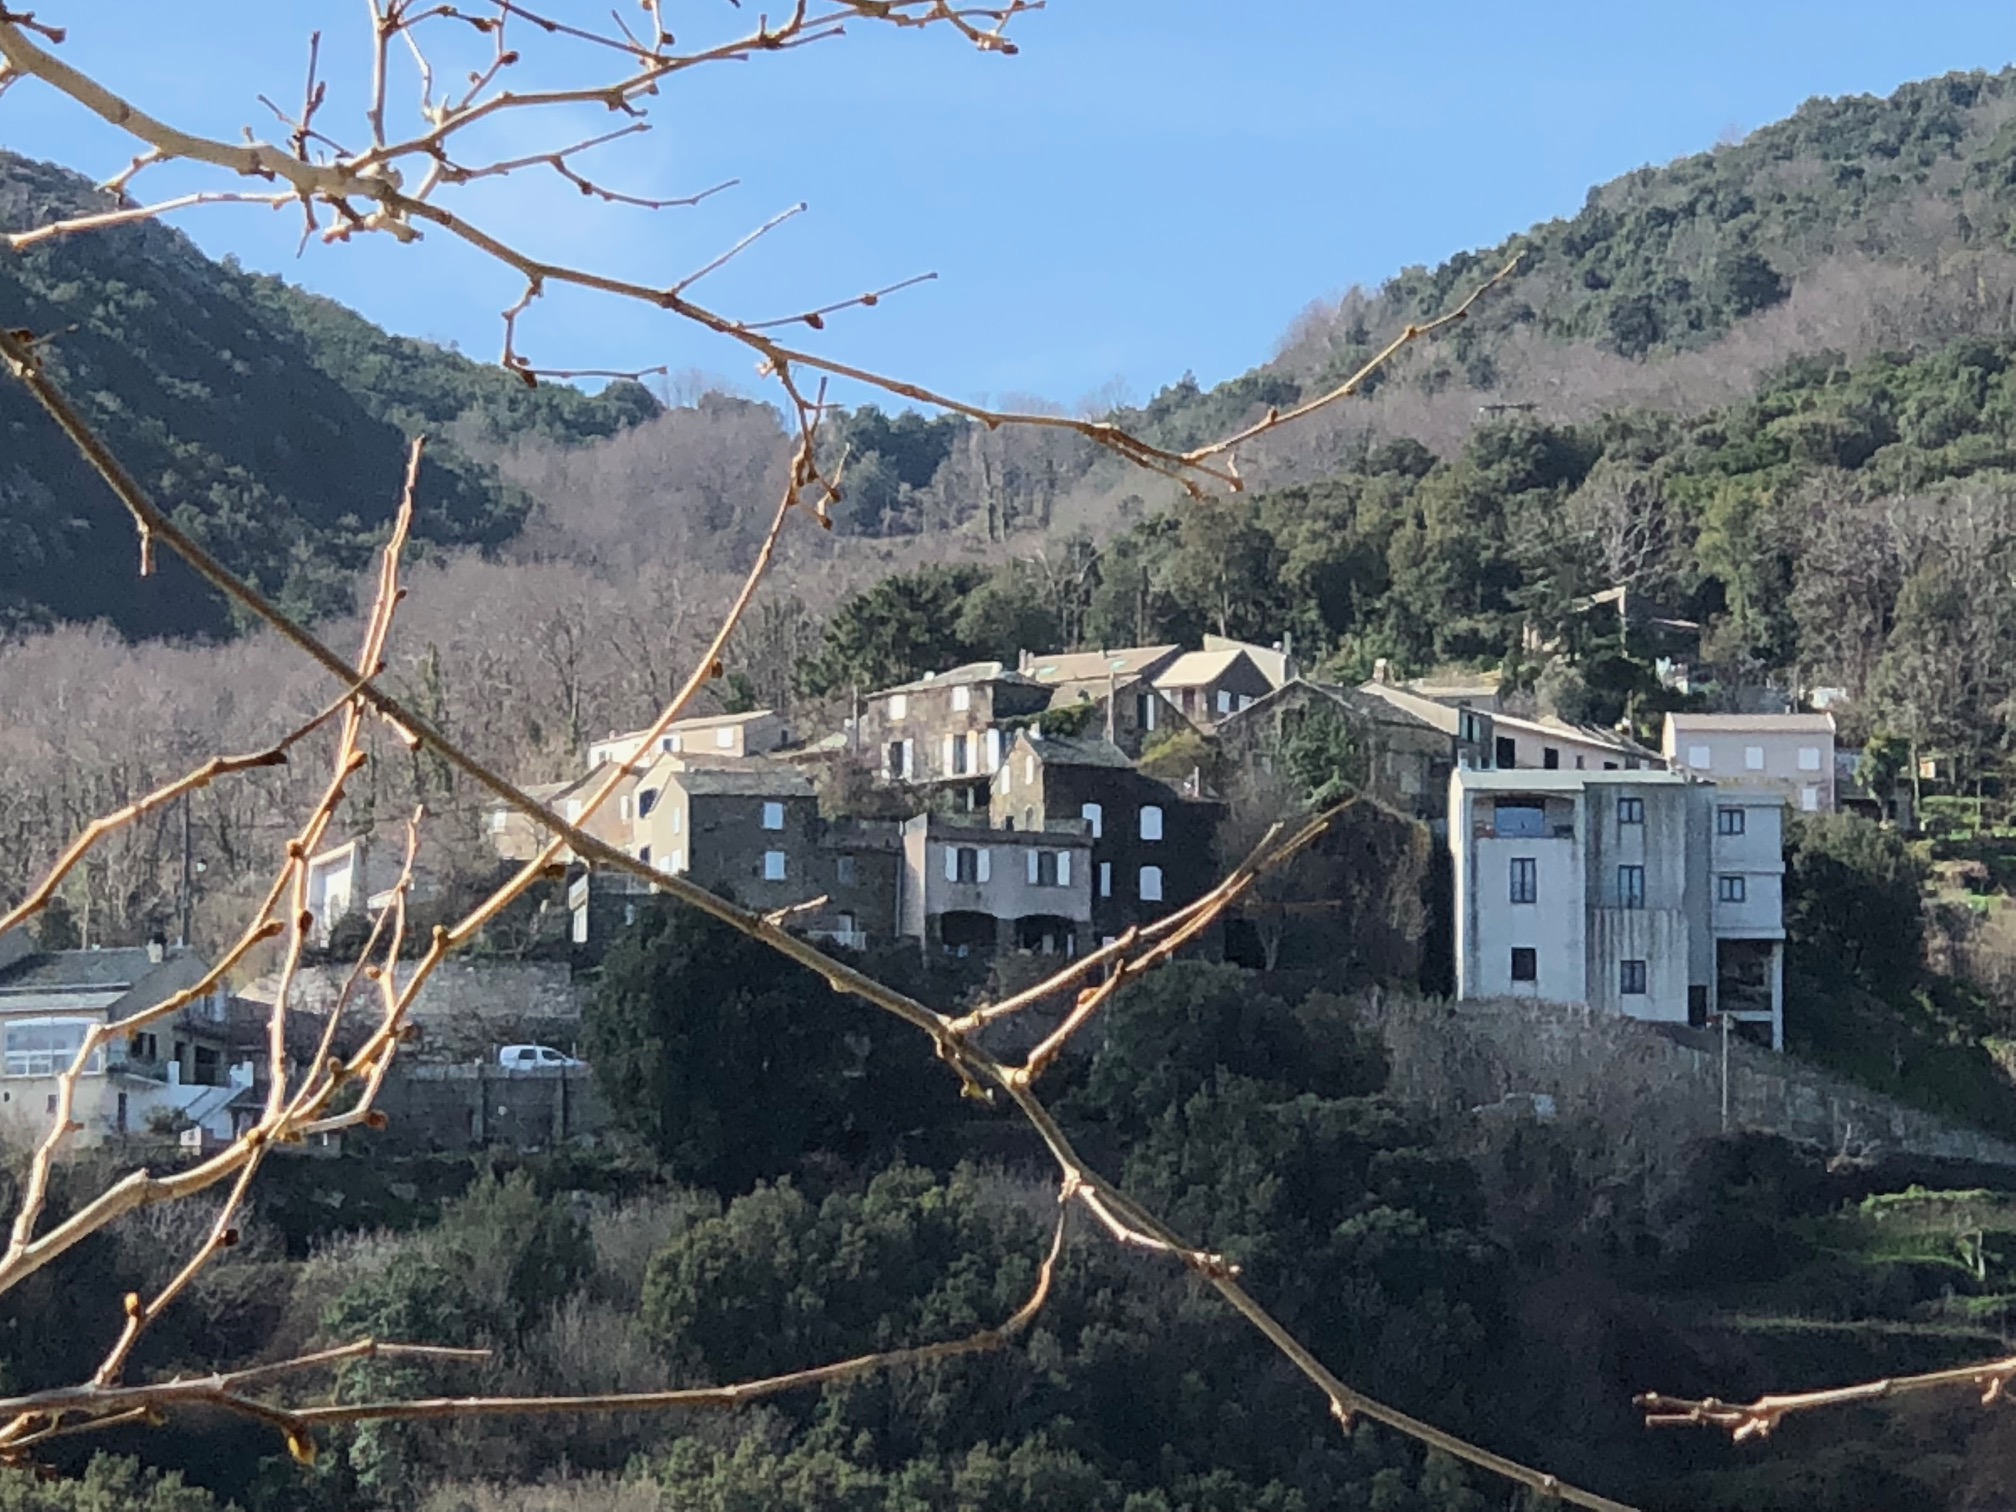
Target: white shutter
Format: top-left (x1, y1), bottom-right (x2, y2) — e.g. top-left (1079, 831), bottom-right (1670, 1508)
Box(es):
top-left (902, 739), bottom-right (914, 778)
top-left (1058, 852), bottom-right (1072, 887)
top-left (1099, 861), bottom-right (1112, 898)
top-left (1027, 849), bottom-right (1040, 884)
top-left (944, 846), bottom-right (958, 882)
top-left (977, 848), bottom-right (991, 883)
top-left (986, 728), bottom-right (1002, 771)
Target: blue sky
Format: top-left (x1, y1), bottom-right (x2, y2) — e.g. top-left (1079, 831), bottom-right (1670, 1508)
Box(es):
top-left (3, 2), bottom-right (2013, 411)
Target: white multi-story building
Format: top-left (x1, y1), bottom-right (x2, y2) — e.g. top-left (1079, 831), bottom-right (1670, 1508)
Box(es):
top-left (1449, 768), bottom-right (1785, 1048)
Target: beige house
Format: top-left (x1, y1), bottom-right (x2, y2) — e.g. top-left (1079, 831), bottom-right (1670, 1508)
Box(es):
top-left (1152, 648), bottom-right (1275, 727)
top-left (586, 710), bottom-right (792, 770)
top-left (897, 815), bottom-right (1094, 958)
top-left (0, 931), bottom-right (253, 1146)
top-left (1019, 644), bottom-right (1182, 687)
top-left (1488, 711), bottom-right (1660, 773)
top-left (1661, 713), bottom-right (1836, 813)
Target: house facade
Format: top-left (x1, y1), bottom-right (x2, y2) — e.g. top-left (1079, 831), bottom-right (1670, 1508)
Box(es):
top-left (897, 815), bottom-right (1094, 957)
top-left (1661, 712), bottom-right (1837, 813)
top-left (988, 731), bottom-right (1216, 941)
top-left (0, 933), bottom-right (254, 1145)
top-left (1486, 711), bottom-right (1659, 773)
top-left (1152, 648), bottom-right (1275, 728)
top-left (1448, 768), bottom-right (1785, 1047)
top-left (587, 710), bottom-right (792, 770)
top-left (629, 759), bottom-right (823, 904)
top-left (854, 663), bottom-right (1052, 803)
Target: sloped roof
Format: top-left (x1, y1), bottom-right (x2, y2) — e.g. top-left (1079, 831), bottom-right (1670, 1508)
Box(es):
top-left (1352, 680), bottom-right (1468, 735)
top-left (1202, 634), bottom-right (1291, 688)
top-left (1494, 710), bottom-right (1660, 759)
top-left (1663, 712), bottom-right (1836, 735)
top-left (1019, 732), bottom-right (1135, 769)
top-left (0, 946), bottom-right (162, 992)
top-left (673, 764), bottom-right (816, 798)
top-left (1153, 649), bottom-right (1254, 688)
top-left (1024, 645), bottom-right (1180, 684)
top-left (874, 661), bottom-right (1042, 697)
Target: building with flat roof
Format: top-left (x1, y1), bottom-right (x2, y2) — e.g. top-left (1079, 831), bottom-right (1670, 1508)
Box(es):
top-left (1662, 712), bottom-right (1836, 813)
top-left (1449, 768), bottom-right (1785, 1047)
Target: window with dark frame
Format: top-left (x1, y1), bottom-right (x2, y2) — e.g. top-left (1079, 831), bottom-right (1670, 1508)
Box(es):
top-left (1618, 795), bottom-right (1644, 825)
top-left (1717, 874), bottom-right (1747, 903)
top-left (1618, 865), bottom-right (1645, 909)
top-left (1717, 806), bottom-right (1746, 835)
top-left (1620, 959), bottom-right (1648, 995)
top-left (1509, 856), bottom-right (1537, 904)
top-left (1510, 947), bottom-right (1537, 982)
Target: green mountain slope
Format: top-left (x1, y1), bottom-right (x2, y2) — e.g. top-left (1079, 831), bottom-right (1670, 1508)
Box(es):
top-left (1130, 67), bottom-right (2016, 450)
top-left (0, 152), bottom-right (656, 638)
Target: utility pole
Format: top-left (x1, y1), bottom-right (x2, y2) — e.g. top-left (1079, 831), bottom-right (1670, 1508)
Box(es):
top-left (1715, 1011), bottom-right (1731, 1134)
top-left (178, 793), bottom-right (193, 949)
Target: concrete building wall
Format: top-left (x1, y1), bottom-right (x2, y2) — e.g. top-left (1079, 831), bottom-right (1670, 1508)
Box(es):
top-left (371, 1062), bottom-right (610, 1153)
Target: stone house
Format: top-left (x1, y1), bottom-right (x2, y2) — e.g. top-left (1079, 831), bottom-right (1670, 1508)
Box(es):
top-left (989, 730), bottom-right (1218, 943)
top-left (897, 815), bottom-right (1094, 958)
top-left (629, 758), bottom-right (823, 905)
top-left (854, 662), bottom-right (1052, 806)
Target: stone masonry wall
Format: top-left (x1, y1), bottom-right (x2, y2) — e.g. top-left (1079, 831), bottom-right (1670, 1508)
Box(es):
top-left (1358, 993), bottom-right (2016, 1170)
top-left (257, 960), bottom-right (582, 1059)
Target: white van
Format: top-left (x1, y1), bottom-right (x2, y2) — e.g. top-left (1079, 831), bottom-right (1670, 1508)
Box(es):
top-left (497, 1044), bottom-right (582, 1070)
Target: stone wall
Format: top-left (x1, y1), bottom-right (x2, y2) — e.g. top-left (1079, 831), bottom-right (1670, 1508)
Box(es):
top-left (1358, 992), bottom-right (2016, 1170)
top-left (371, 1063), bottom-right (610, 1153)
top-left (256, 960), bottom-right (582, 1059)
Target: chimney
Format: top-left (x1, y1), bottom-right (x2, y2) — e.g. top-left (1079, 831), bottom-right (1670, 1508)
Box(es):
top-left (146, 935), bottom-right (166, 965)
top-left (1372, 657), bottom-right (1391, 685)
top-left (1018, 648), bottom-right (1032, 674)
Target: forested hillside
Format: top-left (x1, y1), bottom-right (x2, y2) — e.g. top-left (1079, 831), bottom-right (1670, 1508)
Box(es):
top-left (0, 152), bottom-right (657, 638)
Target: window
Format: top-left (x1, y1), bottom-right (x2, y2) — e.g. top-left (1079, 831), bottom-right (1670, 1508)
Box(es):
top-left (1081, 802), bottom-right (1103, 839)
top-left (837, 856), bottom-right (859, 886)
top-left (1139, 805), bottom-right (1164, 841)
top-left (762, 851), bottom-right (787, 881)
top-left (999, 758), bottom-right (1012, 793)
top-left (1510, 947), bottom-right (1537, 983)
top-left (669, 734), bottom-right (684, 752)
top-left (1030, 850), bottom-right (1073, 887)
top-left (1495, 736), bottom-right (1517, 768)
top-left (1800, 786), bottom-right (1820, 812)
top-left (1542, 747), bottom-right (1560, 770)
top-left (1139, 865), bottom-right (1164, 902)
top-left (762, 801), bottom-right (785, 831)
top-left (1215, 689), bottom-right (1233, 715)
top-left (1717, 874), bottom-right (1746, 903)
top-left (4, 1020), bottom-right (100, 1078)
top-left (1023, 754), bottom-right (1035, 784)
top-left (1460, 710), bottom-right (1483, 746)
top-left (638, 788), bottom-right (658, 818)
top-left (1575, 755), bottom-right (1586, 770)
top-left (1618, 796), bottom-right (1644, 825)
top-left (1617, 865), bottom-right (1645, 909)
top-left (952, 684), bottom-right (971, 712)
top-left (1744, 745), bottom-right (1764, 771)
top-left (564, 798), bottom-right (583, 823)
top-left (618, 794), bottom-right (633, 821)
top-left (1687, 745), bottom-right (1712, 769)
top-left (572, 906), bottom-right (589, 944)
top-left (1620, 959), bottom-right (1648, 996)
top-left (661, 736), bottom-right (676, 753)
top-left (1023, 807), bottom-right (1036, 831)
top-left (716, 727), bottom-right (736, 750)
top-left (1137, 693), bottom-right (1158, 732)
top-left (1099, 861), bottom-right (1112, 898)
top-left (1509, 857), bottom-right (1537, 905)
top-left (1603, 761), bottom-right (1619, 771)
top-left (668, 848), bottom-right (684, 874)
top-left (950, 733), bottom-right (971, 775)
top-left (1798, 746), bottom-right (1822, 772)
top-left (489, 810), bottom-right (509, 833)
top-left (669, 806), bottom-right (682, 835)
top-left (889, 693), bottom-right (908, 720)
top-left (1716, 806), bottom-right (1746, 835)
top-left (986, 728), bottom-right (1003, 771)
top-left (638, 844), bottom-right (651, 867)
